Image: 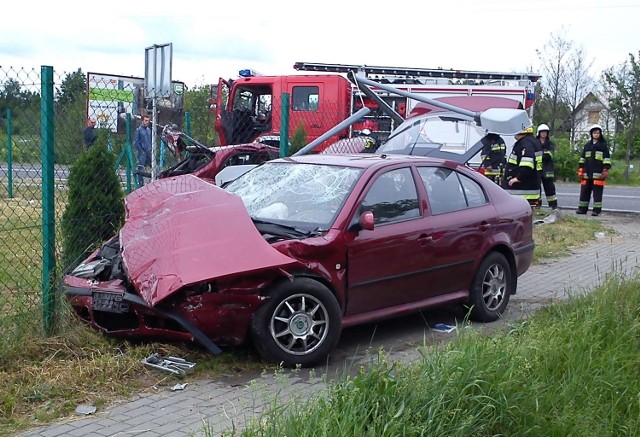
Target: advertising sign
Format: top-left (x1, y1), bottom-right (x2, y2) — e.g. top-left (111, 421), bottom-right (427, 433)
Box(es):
top-left (87, 72), bottom-right (185, 133)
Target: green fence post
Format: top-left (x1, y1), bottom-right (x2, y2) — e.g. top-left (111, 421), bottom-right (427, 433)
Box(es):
top-left (6, 109), bottom-right (13, 199)
top-left (184, 112), bottom-right (191, 137)
top-left (280, 93), bottom-right (290, 158)
top-left (41, 66), bottom-right (56, 336)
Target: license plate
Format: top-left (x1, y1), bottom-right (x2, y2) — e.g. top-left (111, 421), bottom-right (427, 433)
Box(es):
top-left (92, 291), bottom-right (129, 313)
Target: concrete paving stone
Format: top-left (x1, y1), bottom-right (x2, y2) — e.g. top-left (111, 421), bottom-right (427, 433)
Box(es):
top-left (122, 408), bottom-right (172, 427)
top-left (149, 416), bottom-right (196, 433)
top-left (95, 420), bottom-right (132, 436)
top-left (114, 395), bottom-right (155, 410)
top-left (66, 422), bottom-right (110, 437)
top-left (140, 394), bottom-right (185, 410)
top-left (148, 406), bottom-right (189, 421)
top-left (117, 430), bottom-right (158, 437)
top-left (123, 404), bottom-right (157, 418)
top-left (24, 423), bottom-right (75, 437)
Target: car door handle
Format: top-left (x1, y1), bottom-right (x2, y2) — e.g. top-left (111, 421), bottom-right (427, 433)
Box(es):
top-left (479, 222), bottom-right (492, 231)
top-left (418, 234), bottom-right (433, 246)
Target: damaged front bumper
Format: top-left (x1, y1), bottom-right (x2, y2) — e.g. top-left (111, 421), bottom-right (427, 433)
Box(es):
top-left (63, 239), bottom-right (263, 356)
top-left (64, 278), bottom-right (222, 355)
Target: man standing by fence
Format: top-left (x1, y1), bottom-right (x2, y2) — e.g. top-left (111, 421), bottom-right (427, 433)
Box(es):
top-left (83, 117), bottom-right (97, 148)
top-left (134, 115), bottom-right (152, 187)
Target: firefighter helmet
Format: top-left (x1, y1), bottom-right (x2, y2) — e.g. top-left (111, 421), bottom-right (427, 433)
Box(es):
top-left (589, 124), bottom-right (603, 134)
top-left (517, 126), bottom-right (534, 135)
top-left (536, 124), bottom-right (550, 135)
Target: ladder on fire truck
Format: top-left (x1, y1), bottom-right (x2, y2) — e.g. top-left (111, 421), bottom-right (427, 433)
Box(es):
top-left (293, 61), bottom-right (540, 141)
top-left (293, 61), bottom-right (541, 85)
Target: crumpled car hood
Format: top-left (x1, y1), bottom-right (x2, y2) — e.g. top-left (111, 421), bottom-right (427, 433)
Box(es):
top-left (120, 175), bottom-right (296, 306)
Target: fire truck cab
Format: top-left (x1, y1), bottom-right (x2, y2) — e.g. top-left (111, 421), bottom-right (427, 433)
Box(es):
top-left (213, 71), bottom-right (351, 148)
top-left (211, 62), bottom-right (540, 150)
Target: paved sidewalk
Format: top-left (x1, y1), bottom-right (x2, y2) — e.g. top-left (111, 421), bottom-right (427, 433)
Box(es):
top-left (18, 212), bottom-right (640, 437)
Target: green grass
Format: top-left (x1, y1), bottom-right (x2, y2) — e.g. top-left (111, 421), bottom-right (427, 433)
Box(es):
top-left (231, 274), bottom-right (640, 437)
top-left (532, 210), bottom-right (608, 263)
top-left (608, 159), bottom-right (640, 186)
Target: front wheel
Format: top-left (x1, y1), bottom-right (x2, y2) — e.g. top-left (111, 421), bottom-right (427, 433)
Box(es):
top-left (250, 278), bottom-right (342, 367)
top-left (466, 252), bottom-right (512, 322)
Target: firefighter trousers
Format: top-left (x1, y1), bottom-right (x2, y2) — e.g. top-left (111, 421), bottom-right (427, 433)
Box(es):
top-left (577, 179), bottom-right (605, 214)
top-left (541, 177), bottom-right (557, 209)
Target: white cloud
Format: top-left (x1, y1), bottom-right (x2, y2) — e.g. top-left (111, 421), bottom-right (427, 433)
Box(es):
top-left (2, 0), bottom-right (639, 86)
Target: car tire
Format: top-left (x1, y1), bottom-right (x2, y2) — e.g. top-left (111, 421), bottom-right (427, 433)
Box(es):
top-left (466, 252), bottom-right (512, 322)
top-left (250, 277), bottom-right (342, 367)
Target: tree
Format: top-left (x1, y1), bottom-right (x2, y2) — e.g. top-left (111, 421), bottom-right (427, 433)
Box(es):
top-left (604, 52), bottom-right (640, 182)
top-left (56, 69), bottom-right (86, 106)
top-left (55, 69), bottom-right (87, 165)
top-left (183, 83), bottom-right (217, 145)
top-left (61, 144), bottom-right (125, 267)
top-left (289, 121), bottom-right (307, 155)
top-left (565, 46), bottom-right (594, 144)
top-left (536, 29), bottom-right (573, 132)
top-left (0, 77), bottom-right (40, 137)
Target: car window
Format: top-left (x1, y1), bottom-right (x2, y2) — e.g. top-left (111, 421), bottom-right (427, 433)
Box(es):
top-left (224, 152), bottom-right (255, 167)
top-left (459, 173), bottom-right (488, 207)
top-left (226, 162), bottom-right (362, 231)
top-left (418, 167), bottom-right (469, 214)
top-left (360, 168), bottom-right (420, 225)
top-left (379, 113), bottom-right (482, 157)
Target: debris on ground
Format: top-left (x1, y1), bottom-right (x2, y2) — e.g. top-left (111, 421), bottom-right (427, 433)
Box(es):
top-left (534, 209), bottom-right (562, 226)
top-left (431, 323), bottom-right (456, 333)
top-left (75, 404), bottom-right (97, 415)
top-left (142, 353), bottom-right (196, 377)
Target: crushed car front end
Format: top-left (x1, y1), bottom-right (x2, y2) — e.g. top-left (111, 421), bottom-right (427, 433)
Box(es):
top-left (63, 175), bottom-right (301, 353)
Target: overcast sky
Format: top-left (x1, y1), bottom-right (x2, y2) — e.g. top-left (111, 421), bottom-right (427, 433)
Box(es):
top-left (2, 0), bottom-right (639, 88)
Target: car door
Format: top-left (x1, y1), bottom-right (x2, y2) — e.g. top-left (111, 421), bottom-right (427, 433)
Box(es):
top-left (417, 166), bottom-right (497, 295)
top-left (345, 167), bottom-right (431, 316)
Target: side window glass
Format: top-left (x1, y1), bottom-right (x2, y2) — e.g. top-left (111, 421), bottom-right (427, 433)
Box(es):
top-left (292, 86), bottom-right (319, 111)
top-left (459, 173), bottom-right (488, 207)
top-left (360, 168), bottom-right (420, 225)
top-left (418, 167), bottom-right (466, 214)
top-left (224, 152), bottom-right (254, 167)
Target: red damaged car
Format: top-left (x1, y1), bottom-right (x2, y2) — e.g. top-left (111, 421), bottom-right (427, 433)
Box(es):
top-left (64, 152), bottom-right (534, 367)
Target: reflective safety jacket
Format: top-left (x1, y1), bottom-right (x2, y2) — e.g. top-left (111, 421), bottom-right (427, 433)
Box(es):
top-left (502, 133), bottom-right (540, 203)
top-left (579, 139), bottom-right (611, 181)
top-left (537, 137), bottom-right (556, 179)
top-left (533, 138), bottom-right (543, 176)
top-left (480, 134), bottom-right (507, 176)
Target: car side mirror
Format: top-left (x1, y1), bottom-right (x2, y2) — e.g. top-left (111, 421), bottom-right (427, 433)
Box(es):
top-left (349, 211), bottom-right (375, 232)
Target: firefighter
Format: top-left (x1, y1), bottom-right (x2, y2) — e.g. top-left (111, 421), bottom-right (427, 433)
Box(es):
top-left (536, 124), bottom-right (558, 209)
top-left (576, 124), bottom-right (611, 216)
top-left (502, 126), bottom-right (541, 206)
top-left (480, 132), bottom-right (506, 184)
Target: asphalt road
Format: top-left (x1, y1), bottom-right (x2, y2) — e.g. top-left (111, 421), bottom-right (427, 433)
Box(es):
top-left (554, 182), bottom-right (640, 213)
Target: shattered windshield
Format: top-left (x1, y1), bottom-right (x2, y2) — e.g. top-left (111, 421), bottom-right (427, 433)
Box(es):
top-left (225, 162), bottom-right (362, 231)
top-left (380, 114), bottom-right (485, 157)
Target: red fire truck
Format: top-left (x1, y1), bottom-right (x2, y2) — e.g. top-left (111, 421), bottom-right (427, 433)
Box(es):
top-left (211, 61), bottom-right (541, 148)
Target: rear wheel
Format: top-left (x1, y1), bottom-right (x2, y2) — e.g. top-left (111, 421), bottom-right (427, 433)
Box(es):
top-left (251, 278), bottom-right (342, 367)
top-left (466, 252), bottom-right (512, 322)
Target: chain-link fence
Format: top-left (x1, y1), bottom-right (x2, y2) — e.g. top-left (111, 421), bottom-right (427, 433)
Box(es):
top-left (0, 66), bottom-right (369, 358)
top-left (0, 67), bottom-right (220, 357)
